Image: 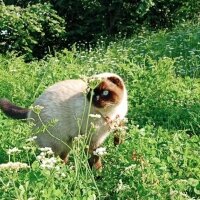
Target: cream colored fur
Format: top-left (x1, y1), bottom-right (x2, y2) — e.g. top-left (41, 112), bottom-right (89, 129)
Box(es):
top-left (28, 73), bottom-right (128, 157)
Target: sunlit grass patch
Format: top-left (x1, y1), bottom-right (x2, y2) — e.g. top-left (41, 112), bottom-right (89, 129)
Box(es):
top-left (0, 21), bottom-right (200, 199)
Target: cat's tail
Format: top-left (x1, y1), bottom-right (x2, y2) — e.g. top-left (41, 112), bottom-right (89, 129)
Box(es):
top-left (0, 98), bottom-right (29, 119)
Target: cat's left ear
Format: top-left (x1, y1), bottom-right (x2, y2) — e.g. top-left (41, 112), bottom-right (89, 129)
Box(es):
top-left (108, 76), bottom-right (124, 89)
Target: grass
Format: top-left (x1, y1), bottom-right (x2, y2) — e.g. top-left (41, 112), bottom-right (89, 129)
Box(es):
top-left (0, 21), bottom-right (200, 199)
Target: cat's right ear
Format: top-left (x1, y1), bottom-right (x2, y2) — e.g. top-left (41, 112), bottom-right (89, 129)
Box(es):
top-left (108, 76), bottom-right (124, 89)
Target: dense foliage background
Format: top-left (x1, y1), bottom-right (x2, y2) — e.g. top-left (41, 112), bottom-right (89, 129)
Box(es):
top-left (1, 0), bottom-right (200, 59)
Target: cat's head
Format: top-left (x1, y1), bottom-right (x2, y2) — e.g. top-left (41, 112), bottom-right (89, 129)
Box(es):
top-left (87, 73), bottom-right (126, 109)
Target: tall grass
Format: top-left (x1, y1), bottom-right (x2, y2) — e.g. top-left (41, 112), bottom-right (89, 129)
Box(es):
top-left (0, 21), bottom-right (200, 199)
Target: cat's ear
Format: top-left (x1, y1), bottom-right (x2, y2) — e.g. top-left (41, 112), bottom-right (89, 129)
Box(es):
top-left (108, 76), bottom-right (124, 89)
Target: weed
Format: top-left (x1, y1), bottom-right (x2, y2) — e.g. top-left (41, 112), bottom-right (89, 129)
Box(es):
top-left (0, 21), bottom-right (200, 199)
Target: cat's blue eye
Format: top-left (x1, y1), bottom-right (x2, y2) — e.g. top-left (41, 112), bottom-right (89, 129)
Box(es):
top-left (102, 90), bottom-right (109, 96)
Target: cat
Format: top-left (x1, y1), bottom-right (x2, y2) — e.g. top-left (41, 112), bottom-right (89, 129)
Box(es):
top-left (0, 72), bottom-right (128, 169)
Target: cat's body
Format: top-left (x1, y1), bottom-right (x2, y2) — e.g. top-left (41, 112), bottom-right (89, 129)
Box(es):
top-left (0, 73), bottom-right (128, 168)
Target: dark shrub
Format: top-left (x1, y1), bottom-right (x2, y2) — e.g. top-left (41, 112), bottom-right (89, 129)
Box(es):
top-left (1, 0), bottom-right (200, 58)
top-left (0, 3), bottom-right (67, 60)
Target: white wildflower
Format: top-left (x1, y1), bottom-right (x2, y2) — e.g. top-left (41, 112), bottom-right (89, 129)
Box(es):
top-left (37, 149), bottom-right (58, 170)
top-left (80, 75), bottom-right (102, 85)
top-left (124, 164), bottom-right (137, 172)
top-left (1, 30), bottom-right (8, 35)
top-left (36, 148), bottom-right (54, 162)
top-left (61, 173), bottom-right (66, 178)
top-left (115, 179), bottom-right (130, 193)
top-left (31, 105), bottom-right (44, 114)
top-left (108, 115), bottom-right (122, 130)
top-left (87, 76), bottom-right (103, 89)
top-left (39, 147), bottom-right (52, 152)
top-left (7, 147), bottom-right (21, 155)
top-left (73, 134), bottom-right (84, 141)
top-left (0, 162), bottom-right (29, 171)
top-left (93, 147), bottom-right (107, 156)
top-left (40, 152), bottom-right (46, 157)
top-left (46, 149), bottom-right (54, 156)
top-left (55, 166), bottom-right (61, 171)
top-left (47, 156), bottom-right (57, 164)
top-left (40, 161), bottom-right (52, 170)
top-left (89, 114), bottom-right (101, 118)
top-left (139, 128), bottom-right (145, 135)
top-left (116, 179), bottom-right (123, 193)
top-left (37, 150), bottom-right (47, 161)
top-left (26, 136), bottom-right (37, 142)
top-left (36, 155), bottom-right (44, 161)
top-left (28, 198), bottom-right (36, 200)
top-left (88, 76), bottom-right (102, 82)
top-left (34, 105), bottom-right (44, 110)
top-left (39, 147), bottom-right (54, 155)
top-left (90, 194), bottom-right (96, 200)
top-left (69, 165), bottom-right (75, 171)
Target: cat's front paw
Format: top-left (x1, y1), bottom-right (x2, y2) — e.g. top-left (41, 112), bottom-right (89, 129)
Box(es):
top-left (88, 154), bottom-right (102, 170)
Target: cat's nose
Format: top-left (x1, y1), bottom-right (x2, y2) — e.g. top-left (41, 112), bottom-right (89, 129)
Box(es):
top-left (95, 95), bottom-right (100, 101)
